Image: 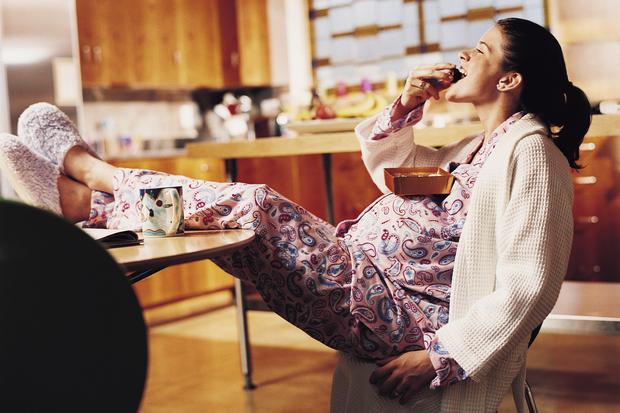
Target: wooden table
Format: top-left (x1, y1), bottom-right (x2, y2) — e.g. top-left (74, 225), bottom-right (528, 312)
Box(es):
top-left (110, 229), bottom-right (255, 276)
top-left (109, 229), bottom-right (257, 389)
top-left (543, 281), bottom-right (620, 335)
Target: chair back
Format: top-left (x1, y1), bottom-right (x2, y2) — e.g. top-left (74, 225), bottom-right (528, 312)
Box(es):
top-left (0, 201), bottom-right (148, 412)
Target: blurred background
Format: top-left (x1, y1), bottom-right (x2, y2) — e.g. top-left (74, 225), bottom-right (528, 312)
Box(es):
top-left (0, 1), bottom-right (618, 412)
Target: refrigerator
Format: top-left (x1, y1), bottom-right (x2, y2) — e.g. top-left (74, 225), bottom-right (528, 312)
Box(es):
top-left (0, 0), bottom-right (81, 199)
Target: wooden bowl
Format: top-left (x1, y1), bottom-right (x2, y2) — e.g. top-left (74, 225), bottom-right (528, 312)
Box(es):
top-left (384, 167), bottom-right (454, 195)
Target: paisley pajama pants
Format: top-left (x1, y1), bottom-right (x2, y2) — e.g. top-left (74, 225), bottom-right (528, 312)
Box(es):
top-left (88, 168), bottom-right (446, 360)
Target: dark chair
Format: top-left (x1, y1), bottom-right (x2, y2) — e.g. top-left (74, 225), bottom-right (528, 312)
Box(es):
top-left (525, 323), bottom-right (543, 413)
top-left (0, 201), bottom-right (148, 412)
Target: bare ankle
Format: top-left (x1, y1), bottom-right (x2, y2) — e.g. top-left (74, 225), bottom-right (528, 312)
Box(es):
top-left (58, 175), bottom-right (92, 223)
top-left (64, 146), bottom-right (116, 194)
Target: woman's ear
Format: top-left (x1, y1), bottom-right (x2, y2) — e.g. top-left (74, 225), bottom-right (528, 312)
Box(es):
top-left (497, 72), bottom-right (523, 92)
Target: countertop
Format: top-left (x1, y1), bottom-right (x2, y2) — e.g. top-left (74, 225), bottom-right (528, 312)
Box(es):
top-left (187, 114), bottom-right (620, 160)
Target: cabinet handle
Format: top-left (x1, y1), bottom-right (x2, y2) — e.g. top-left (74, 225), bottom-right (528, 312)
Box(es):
top-left (173, 50), bottom-right (182, 65)
top-left (200, 163), bottom-right (209, 173)
top-left (579, 142), bottom-right (596, 151)
top-left (574, 176), bottom-right (597, 185)
top-left (230, 51), bottom-right (239, 68)
top-left (575, 216), bottom-right (599, 224)
top-left (81, 45), bottom-right (92, 63)
top-left (93, 46), bottom-right (103, 64)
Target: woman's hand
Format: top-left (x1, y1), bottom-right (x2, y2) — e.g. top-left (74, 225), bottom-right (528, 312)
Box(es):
top-left (400, 63), bottom-right (457, 110)
top-left (369, 350), bottom-right (436, 405)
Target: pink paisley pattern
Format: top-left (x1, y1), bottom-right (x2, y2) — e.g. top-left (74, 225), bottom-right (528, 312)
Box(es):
top-left (370, 95), bottom-right (424, 140)
top-left (83, 109), bottom-right (523, 391)
top-left (364, 98), bottom-right (523, 388)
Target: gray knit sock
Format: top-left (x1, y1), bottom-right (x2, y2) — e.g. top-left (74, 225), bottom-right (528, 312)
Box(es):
top-left (0, 133), bottom-right (62, 215)
top-left (17, 102), bottom-right (96, 173)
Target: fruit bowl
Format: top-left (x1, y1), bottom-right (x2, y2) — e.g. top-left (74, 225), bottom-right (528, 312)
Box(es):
top-left (384, 167), bottom-right (454, 195)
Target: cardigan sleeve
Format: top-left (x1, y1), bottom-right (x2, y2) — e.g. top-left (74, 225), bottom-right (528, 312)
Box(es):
top-left (355, 104), bottom-right (481, 194)
top-left (427, 335), bottom-right (468, 388)
top-left (435, 136), bottom-right (574, 381)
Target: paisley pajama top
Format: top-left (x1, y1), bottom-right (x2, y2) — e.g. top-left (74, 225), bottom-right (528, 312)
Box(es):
top-left (344, 97), bottom-right (524, 388)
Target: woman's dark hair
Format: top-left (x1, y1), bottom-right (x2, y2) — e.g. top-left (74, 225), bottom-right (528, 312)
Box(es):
top-left (497, 18), bottom-right (591, 169)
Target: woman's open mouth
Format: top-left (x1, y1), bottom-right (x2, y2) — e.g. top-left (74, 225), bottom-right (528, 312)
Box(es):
top-left (457, 66), bottom-right (467, 80)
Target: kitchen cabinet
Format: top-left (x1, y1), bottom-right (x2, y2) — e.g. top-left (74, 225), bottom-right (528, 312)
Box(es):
top-left (566, 137), bottom-right (618, 282)
top-left (109, 156), bottom-right (235, 311)
top-left (76, 0), bottom-right (271, 89)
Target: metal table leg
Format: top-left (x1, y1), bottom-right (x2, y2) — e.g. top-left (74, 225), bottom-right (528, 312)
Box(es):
top-left (225, 157), bottom-right (256, 390)
top-left (321, 153), bottom-right (335, 224)
top-left (234, 278), bottom-right (256, 390)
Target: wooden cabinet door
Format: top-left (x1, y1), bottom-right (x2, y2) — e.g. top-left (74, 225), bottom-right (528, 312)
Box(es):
top-left (235, 0), bottom-right (271, 86)
top-left (77, 0), bottom-right (272, 88)
top-left (99, 0), bottom-right (135, 87)
top-left (176, 0), bottom-right (226, 88)
top-left (76, 0), bottom-right (135, 87)
top-left (76, 0), bottom-right (107, 86)
top-left (127, 0), bottom-right (178, 87)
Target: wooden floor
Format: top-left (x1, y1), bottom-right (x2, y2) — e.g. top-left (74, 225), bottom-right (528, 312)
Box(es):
top-left (140, 307), bottom-right (620, 412)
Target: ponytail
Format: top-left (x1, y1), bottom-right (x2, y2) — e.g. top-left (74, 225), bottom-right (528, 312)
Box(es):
top-left (497, 18), bottom-right (592, 170)
top-left (551, 83), bottom-right (591, 170)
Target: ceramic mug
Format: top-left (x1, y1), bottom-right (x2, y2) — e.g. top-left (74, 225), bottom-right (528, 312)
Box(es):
top-left (139, 186), bottom-right (185, 237)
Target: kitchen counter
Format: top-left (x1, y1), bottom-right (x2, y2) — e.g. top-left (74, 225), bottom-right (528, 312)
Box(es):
top-left (187, 114), bottom-right (620, 159)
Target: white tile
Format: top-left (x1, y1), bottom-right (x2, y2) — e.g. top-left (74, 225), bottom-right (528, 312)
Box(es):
top-left (404, 54), bottom-right (423, 72)
top-left (467, 19), bottom-right (493, 46)
top-left (353, 0), bottom-right (378, 27)
top-left (356, 36), bottom-right (381, 62)
top-left (403, 2), bottom-right (420, 26)
top-left (495, 10), bottom-right (524, 21)
top-left (439, 0), bottom-right (466, 17)
top-left (467, 0), bottom-right (493, 8)
top-left (425, 21), bottom-right (441, 44)
top-left (358, 63), bottom-right (383, 83)
top-left (380, 56), bottom-right (408, 79)
top-left (494, 0), bottom-right (522, 8)
top-left (313, 16), bottom-right (331, 41)
top-left (312, 0), bottom-right (331, 9)
top-left (330, 35), bottom-right (357, 63)
top-left (525, 0), bottom-right (543, 7)
top-left (403, 26), bottom-right (421, 46)
top-left (378, 0), bottom-right (403, 26)
top-left (423, 0), bottom-right (440, 23)
top-left (442, 50), bottom-right (461, 66)
top-left (440, 19), bottom-right (468, 49)
top-left (333, 64), bottom-right (360, 86)
top-left (330, 0), bottom-right (352, 6)
top-left (419, 51), bottom-right (445, 65)
top-left (379, 28), bottom-right (405, 58)
top-left (329, 5), bottom-right (355, 33)
top-left (525, 6), bottom-right (545, 25)
top-left (316, 66), bottom-right (335, 89)
top-left (315, 38), bottom-right (331, 59)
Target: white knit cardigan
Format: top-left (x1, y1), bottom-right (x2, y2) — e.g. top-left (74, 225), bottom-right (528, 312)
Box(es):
top-left (330, 113), bottom-right (574, 413)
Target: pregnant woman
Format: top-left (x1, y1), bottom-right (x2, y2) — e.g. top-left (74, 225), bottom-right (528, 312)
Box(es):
top-left (0, 18), bottom-right (588, 412)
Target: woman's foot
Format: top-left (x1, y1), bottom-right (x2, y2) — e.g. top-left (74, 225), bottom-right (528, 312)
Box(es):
top-left (63, 146), bottom-right (117, 194)
top-left (0, 133), bottom-right (62, 215)
top-left (18, 102), bottom-right (117, 194)
top-left (0, 133), bottom-right (92, 222)
top-left (17, 102), bottom-right (96, 173)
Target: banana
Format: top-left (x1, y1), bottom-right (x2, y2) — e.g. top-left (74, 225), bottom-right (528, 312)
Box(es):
top-left (336, 92), bottom-right (389, 118)
top-left (361, 93), bottom-right (388, 117)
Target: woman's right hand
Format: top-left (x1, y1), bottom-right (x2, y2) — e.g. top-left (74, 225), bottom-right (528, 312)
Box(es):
top-left (400, 63), bottom-right (457, 111)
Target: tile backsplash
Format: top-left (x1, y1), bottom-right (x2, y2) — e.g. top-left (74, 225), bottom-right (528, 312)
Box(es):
top-left (82, 101), bottom-right (200, 157)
